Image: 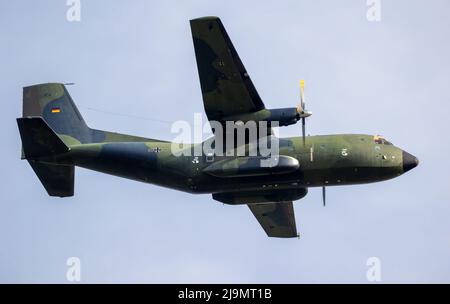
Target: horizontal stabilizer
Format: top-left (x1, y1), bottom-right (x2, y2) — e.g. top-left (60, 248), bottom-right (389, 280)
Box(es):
top-left (28, 161), bottom-right (74, 197)
top-left (17, 117), bottom-right (69, 159)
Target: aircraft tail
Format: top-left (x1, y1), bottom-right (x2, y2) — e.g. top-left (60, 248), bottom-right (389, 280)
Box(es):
top-left (22, 83), bottom-right (92, 145)
top-left (27, 161), bottom-right (74, 197)
top-left (17, 117), bottom-right (74, 197)
top-left (22, 83), bottom-right (162, 145)
top-left (18, 83), bottom-right (86, 197)
top-left (17, 117), bottom-right (69, 159)
top-left (18, 83), bottom-right (164, 197)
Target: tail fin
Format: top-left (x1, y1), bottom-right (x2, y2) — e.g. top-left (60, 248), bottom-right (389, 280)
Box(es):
top-left (19, 83), bottom-right (163, 198)
top-left (17, 117), bottom-right (74, 197)
top-left (23, 83), bottom-right (91, 144)
top-left (22, 83), bottom-right (162, 144)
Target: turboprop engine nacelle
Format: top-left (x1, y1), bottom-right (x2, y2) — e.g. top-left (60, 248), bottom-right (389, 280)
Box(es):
top-left (225, 108), bottom-right (302, 127)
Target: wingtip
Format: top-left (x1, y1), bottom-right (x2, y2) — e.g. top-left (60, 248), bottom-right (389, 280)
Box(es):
top-left (190, 16), bottom-right (220, 23)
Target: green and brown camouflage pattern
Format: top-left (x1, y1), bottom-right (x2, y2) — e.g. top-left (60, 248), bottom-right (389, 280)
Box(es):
top-left (16, 17), bottom-right (418, 238)
top-left (18, 116), bottom-right (410, 197)
top-left (22, 83), bottom-right (165, 145)
top-left (190, 17), bottom-right (265, 123)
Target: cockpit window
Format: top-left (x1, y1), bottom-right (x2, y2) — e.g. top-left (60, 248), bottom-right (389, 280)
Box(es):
top-left (373, 135), bottom-right (393, 145)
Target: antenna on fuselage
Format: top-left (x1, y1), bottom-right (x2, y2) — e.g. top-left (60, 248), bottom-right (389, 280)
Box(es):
top-left (322, 186), bottom-right (326, 207)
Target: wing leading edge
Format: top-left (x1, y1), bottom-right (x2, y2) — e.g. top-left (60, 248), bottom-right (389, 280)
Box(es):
top-left (190, 16), bottom-right (265, 123)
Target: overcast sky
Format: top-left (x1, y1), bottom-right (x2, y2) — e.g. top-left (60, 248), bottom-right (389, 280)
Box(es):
top-left (0, 0), bottom-right (449, 283)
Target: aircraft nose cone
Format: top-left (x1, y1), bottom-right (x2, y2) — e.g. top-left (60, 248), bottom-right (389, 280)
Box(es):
top-left (402, 151), bottom-right (419, 173)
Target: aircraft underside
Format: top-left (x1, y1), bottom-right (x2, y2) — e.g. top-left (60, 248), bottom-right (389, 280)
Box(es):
top-left (16, 16), bottom-right (418, 238)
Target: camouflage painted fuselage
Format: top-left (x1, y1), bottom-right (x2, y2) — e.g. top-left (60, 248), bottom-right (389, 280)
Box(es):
top-left (17, 15), bottom-right (420, 237)
top-left (47, 134), bottom-right (404, 196)
top-left (17, 14), bottom-right (421, 237)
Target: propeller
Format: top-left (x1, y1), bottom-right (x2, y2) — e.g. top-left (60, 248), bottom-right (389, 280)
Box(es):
top-left (297, 80), bottom-right (312, 146)
top-left (322, 186), bottom-right (326, 207)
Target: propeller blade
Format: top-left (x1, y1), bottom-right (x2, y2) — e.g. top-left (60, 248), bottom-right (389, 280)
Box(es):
top-left (300, 79), bottom-right (305, 103)
top-left (300, 80), bottom-right (306, 146)
top-left (302, 117), bottom-right (306, 146)
top-left (297, 80), bottom-right (305, 113)
top-left (322, 187), bottom-right (326, 207)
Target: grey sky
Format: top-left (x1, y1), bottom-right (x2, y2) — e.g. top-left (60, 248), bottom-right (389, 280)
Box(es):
top-left (0, 0), bottom-right (449, 283)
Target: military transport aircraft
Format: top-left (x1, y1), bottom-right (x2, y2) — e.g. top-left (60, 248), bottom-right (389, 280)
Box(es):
top-left (17, 17), bottom-right (418, 238)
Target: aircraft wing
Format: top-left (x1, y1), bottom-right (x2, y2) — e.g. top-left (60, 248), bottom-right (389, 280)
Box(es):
top-left (248, 202), bottom-right (298, 238)
top-left (190, 17), bottom-right (265, 124)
